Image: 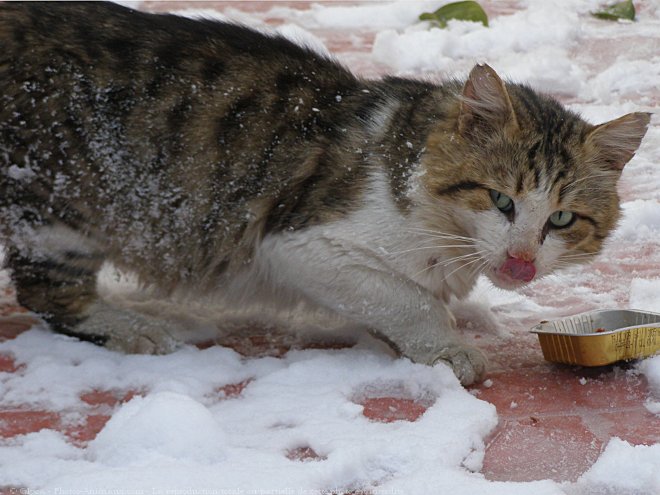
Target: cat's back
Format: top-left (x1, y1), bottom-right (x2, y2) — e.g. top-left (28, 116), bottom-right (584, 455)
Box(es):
top-left (0, 0), bottom-right (360, 196)
top-left (0, 2), bottom-right (340, 80)
top-left (0, 2), bottom-right (372, 286)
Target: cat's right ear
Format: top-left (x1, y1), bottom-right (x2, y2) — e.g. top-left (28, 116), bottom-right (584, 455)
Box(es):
top-left (585, 112), bottom-right (651, 171)
top-left (457, 63), bottom-right (519, 140)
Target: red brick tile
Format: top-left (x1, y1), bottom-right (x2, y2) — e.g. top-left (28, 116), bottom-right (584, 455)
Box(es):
top-left (286, 446), bottom-right (326, 462)
top-left (0, 487), bottom-right (25, 495)
top-left (475, 366), bottom-right (650, 417)
top-left (360, 397), bottom-right (428, 423)
top-left (216, 332), bottom-right (291, 358)
top-left (194, 340), bottom-right (217, 350)
top-left (0, 353), bottom-right (18, 373)
top-left (317, 29), bottom-right (376, 53)
top-left (65, 414), bottom-right (111, 445)
top-left (143, 1), bottom-right (321, 14)
top-left (80, 389), bottom-right (141, 408)
top-left (0, 410), bottom-right (61, 438)
top-left (479, 328), bottom-right (655, 482)
top-left (74, 389), bottom-right (146, 444)
top-left (216, 379), bottom-right (253, 399)
top-left (300, 340), bottom-right (355, 351)
top-left (80, 390), bottom-right (121, 407)
top-left (0, 304), bottom-right (28, 316)
top-left (483, 338), bottom-right (547, 371)
top-left (475, 368), bottom-right (580, 416)
top-left (0, 316), bottom-right (36, 340)
top-left (571, 371), bottom-right (649, 410)
top-left (215, 329), bottom-right (354, 358)
top-left (583, 409), bottom-right (660, 446)
top-left (482, 415), bottom-right (603, 482)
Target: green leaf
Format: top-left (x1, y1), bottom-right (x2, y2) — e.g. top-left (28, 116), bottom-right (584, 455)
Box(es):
top-left (591, 0), bottom-right (635, 21)
top-left (419, 1), bottom-right (489, 29)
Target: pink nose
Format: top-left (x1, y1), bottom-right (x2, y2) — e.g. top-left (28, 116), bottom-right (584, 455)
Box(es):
top-left (499, 256), bottom-right (536, 283)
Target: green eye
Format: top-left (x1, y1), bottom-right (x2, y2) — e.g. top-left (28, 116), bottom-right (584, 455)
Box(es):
top-left (549, 211), bottom-right (575, 228)
top-left (489, 190), bottom-right (514, 213)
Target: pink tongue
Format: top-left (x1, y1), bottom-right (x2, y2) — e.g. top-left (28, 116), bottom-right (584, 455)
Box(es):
top-left (500, 257), bottom-right (536, 282)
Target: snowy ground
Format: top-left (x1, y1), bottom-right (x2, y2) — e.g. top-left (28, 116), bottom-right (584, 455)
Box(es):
top-left (1, 1), bottom-right (660, 494)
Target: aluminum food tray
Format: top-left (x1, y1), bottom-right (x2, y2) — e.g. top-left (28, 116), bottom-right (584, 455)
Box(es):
top-left (530, 309), bottom-right (660, 366)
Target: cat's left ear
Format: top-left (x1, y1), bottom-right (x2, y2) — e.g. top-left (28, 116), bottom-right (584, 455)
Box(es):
top-left (458, 63), bottom-right (520, 139)
top-left (586, 112), bottom-right (651, 171)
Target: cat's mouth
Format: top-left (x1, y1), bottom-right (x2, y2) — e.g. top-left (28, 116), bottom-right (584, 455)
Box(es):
top-left (488, 257), bottom-right (537, 289)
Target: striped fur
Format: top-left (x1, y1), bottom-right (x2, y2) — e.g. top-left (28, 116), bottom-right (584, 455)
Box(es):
top-left (0, 3), bottom-right (650, 384)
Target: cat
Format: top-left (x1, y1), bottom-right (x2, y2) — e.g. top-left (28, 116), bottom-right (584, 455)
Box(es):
top-left (0, 2), bottom-right (650, 385)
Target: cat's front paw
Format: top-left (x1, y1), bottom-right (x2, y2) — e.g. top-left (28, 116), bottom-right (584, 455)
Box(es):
top-left (76, 303), bottom-right (183, 355)
top-left (103, 325), bottom-right (182, 355)
top-left (432, 344), bottom-right (487, 386)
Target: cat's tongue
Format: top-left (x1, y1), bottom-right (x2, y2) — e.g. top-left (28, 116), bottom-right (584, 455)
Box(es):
top-left (499, 257), bottom-right (536, 283)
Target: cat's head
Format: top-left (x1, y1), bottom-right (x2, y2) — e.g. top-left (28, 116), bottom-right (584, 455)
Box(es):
top-left (419, 63), bottom-right (650, 289)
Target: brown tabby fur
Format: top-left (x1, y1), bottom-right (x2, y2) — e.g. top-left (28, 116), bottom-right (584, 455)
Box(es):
top-left (0, 2), bottom-right (650, 384)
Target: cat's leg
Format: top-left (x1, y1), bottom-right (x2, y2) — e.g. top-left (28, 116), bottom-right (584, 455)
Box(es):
top-left (5, 226), bottom-right (182, 354)
top-left (261, 234), bottom-right (487, 385)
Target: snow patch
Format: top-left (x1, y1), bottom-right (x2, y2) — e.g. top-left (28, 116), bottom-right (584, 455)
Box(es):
top-left (371, 3), bottom-right (584, 96)
top-left (89, 392), bottom-right (227, 466)
top-left (573, 438), bottom-right (660, 495)
top-left (629, 278), bottom-right (660, 312)
top-left (587, 57), bottom-right (660, 103)
top-left (638, 355), bottom-right (660, 417)
top-left (613, 200), bottom-right (660, 241)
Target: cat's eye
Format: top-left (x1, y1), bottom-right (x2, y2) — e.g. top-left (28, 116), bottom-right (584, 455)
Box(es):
top-left (549, 211), bottom-right (575, 228)
top-left (489, 190), bottom-right (514, 213)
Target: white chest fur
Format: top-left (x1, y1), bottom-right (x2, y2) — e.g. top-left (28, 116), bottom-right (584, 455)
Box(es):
top-left (259, 169), bottom-right (480, 311)
top-left (255, 169), bottom-right (487, 384)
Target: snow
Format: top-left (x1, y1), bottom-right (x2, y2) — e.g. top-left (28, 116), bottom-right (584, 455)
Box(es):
top-left (639, 354), bottom-right (660, 417)
top-left (573, 439), bottom-right (660, 495)
top-left (271, 0), bottom-right (442, 30)
top-left (629, 278), bottom-right (660, 312)
top-left (370, 0), bottom-right (660, 104)
top-left (589, 57), bottom-right (660, 103)
top-left (89, 392), bottom-right (228, 466)
top-left (371, 2), bottom-right (586, 95)
top-left (2, 0), bottom-right (660, 493)
top-left (1, 332), bottom-right (497, 491)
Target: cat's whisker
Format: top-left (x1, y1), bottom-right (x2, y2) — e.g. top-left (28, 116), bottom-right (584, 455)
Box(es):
top-left (410, 232), bottom-right (478, 244)
top-left (557, 255), bottom-right (597, 263)
top-left (385, 243), bottom-right (478, 256)
top-left (563, 172), bottom-right (617, 190)
top-left (417, 255), bottom-right (477, 275)
top-left (553, 263), bottom-right (580, 271)
top-left (471, 258), bottom-right (491, 276)
top-left (556, 257), bottom-right (591, 264)
top-left (411, 251), bottom-right (487, 279)
top-left (436, 250), bottom-right (488, 266)
top-left (410, 233), bottom-right (478, 243)
top-left (558, 253), bottom-right (595, 262)
top-left (559, 252), bottom-right (597, 259)
top-left (440, 256), bottom-right (485, 282)
top-left (404, 227), bottom-right (478, 242)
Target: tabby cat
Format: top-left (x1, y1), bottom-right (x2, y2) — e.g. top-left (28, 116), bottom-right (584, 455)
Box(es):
top-left (0, 2), bottom-right (650, 385)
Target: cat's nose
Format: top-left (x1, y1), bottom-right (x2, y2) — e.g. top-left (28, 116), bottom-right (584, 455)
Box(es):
top-left (499, 254), bottom-right (536, 282)
top-left (509, 249), bottom-right (535, 263)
